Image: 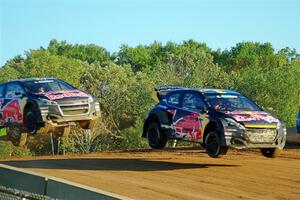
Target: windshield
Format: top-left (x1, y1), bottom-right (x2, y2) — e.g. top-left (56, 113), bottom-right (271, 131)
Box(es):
top-left (24, 79), bottom-right (75, 94)
top-left (205, 94), bottom-right (262, 111)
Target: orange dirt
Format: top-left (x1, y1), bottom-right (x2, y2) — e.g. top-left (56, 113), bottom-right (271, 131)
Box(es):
top-left (1, 147), bottom-right (300, 200)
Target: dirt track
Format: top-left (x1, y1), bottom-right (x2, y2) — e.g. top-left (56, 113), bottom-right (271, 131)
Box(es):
top-left (1, 146), bottom-right (300, 200)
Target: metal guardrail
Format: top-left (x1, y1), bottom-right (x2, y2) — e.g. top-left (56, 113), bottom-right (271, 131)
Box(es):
top-left (0, 185), bottom-right (55, 200)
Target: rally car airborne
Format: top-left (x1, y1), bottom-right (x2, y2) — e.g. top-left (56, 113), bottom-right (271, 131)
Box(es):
top-left (143, 86), bottom-right (287, 158)
top-left (0, 78), bottom-right (100, 146)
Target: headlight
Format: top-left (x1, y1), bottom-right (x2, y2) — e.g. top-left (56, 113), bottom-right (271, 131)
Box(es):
top-left (277, 121), bottom-right (287, 135)
top-left (95, 102), bottom-right (100, 111)
top-left (277, 120), bottom-right (282, 129)
top-left (88, 96), bottom-right (94, 103)
top-left (224, 118), bottom-right (245, 130)
top-left (39, 98), bottom-right (57, 105)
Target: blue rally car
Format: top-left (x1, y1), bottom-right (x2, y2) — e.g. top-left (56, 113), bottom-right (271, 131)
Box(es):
top-left (143, 86), bottom-right (287, 158)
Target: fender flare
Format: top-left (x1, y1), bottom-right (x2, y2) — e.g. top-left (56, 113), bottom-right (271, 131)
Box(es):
top-left (202, 119), bottom-right (226, 146)
top-left (142, 109), bottom-right (171, 137)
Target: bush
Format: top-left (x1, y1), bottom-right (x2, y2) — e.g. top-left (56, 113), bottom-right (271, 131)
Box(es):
top-left (0, 141), bottom-right (32, 158)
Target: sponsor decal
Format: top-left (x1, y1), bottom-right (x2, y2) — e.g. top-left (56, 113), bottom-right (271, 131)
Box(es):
top-left (225, 111), bottom-right (262, 115)
top-left (172, 112), bottom-right (202, 141)
top-left (43, 90), bottom-right (89, 100)
top-left (232, 114), bottom-right (278, 123)
top-left (225, 111), bottom-right (278, 123)
top-left (166, 109), bottom-right (204, 141)
top-left (216, 94), bottom-right (238, 98)
top-left (0, 99), bottom-right (23, 126)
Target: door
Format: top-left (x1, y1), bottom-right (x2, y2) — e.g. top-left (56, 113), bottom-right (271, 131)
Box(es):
top-left (2, 82), bottom-right (25, 127)
top-left (173, 91), bottom-right (207, 142)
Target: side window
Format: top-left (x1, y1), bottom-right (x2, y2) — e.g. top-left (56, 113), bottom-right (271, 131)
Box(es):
top-left (167, 93), bottom-right (180, 107)
top-left (182, 93), bottom-right (206, 112)
top-left (0, 85), bottom-right (4, 98)
top-left (5, 83), bottom-right (25, 98)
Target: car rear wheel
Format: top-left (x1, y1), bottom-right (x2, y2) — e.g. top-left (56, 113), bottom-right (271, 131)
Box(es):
top-left (205, 131), bottom-right (228, 158)
top-left (147, 123), bottom-right (167, 149)
top-left (260, 148), bottom-right (281, 158)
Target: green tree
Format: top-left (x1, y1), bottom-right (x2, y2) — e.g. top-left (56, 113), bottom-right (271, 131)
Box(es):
top-left (117, 39), bottom-right (211, 73)
top-left (235, 58), bottom-right (300, 126)
top-left (81, 62), bottom-right (153, 132)
top-left (48, 39), bottom-right (111, 65)
top-left (23, 49), bottom-right (88, 87)
top-left (213, 42), bottom-right (287, 72)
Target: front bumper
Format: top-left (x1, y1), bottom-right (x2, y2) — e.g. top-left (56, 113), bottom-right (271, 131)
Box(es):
top-left (224, 127), bottom-right (286, 150)
top-left (38, 100), bottom-right (101, 128)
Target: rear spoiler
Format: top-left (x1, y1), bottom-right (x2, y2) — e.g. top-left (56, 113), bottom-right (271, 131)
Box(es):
top-left (151, 86), bottom-right (186, 102)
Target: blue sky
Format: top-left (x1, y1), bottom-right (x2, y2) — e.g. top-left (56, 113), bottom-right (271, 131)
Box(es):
top-left (1, 0), bottom-right (299, 66)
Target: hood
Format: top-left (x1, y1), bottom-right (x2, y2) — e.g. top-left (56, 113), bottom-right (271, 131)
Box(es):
top-left (224, 110), bottom-right (279, 128)
top-left (37, 90), bottom-right (89, 101)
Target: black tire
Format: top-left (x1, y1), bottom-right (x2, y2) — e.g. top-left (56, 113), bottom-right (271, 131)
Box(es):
top-left (260, 148), bottom-right (281, 158)
top-left (147, 123), bottom-right (167, 149)
top-left (24, 109), bottom-right (38, 134)
top-left (205, 131), bottom-right (228, 158)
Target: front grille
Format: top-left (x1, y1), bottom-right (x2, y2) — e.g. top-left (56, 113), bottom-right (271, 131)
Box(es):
top-left (56, 98), bottom-right (90, 116)
top-left (246, 128), bottom-right (277, 143)
top-left (60, 105), bottom-right (89, 115)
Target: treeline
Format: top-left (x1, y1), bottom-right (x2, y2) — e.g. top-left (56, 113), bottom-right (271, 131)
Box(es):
top-left (0, 39), bottom-right (299, 156)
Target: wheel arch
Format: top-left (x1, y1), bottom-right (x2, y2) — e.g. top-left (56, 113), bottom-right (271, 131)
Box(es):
top-left (142, 114), bottom-right (160, 138)
top-left (203, 120), bottom-right (224, 146)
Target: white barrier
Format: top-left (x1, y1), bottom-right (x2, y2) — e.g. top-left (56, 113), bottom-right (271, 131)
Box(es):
top-left (0, 164), bottom-right (132, 200)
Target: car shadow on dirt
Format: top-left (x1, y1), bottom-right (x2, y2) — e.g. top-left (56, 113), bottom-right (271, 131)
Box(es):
top-left (0, 158), bottom-right (238, 171)
top-left (285, 142), bottom-right (300, 149)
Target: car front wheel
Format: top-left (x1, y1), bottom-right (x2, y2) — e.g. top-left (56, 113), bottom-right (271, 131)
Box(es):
top-left (205, 131), bottom-right (228, 158)
top-left (24, 110), bottom-right (38, 134)
top-left (147, 123), bottom-right (167, 149)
